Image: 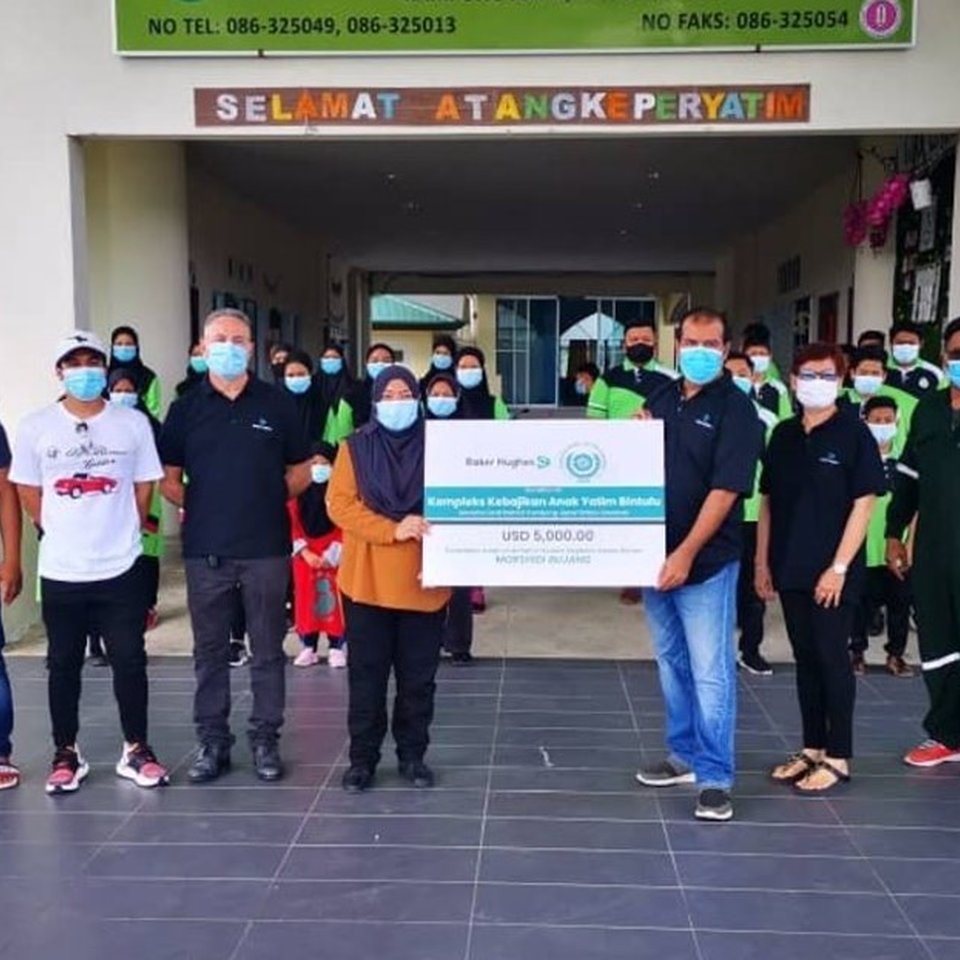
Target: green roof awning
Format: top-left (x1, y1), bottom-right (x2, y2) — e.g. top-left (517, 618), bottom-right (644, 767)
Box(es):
top-left (370, 295), bottom-right (465, 331)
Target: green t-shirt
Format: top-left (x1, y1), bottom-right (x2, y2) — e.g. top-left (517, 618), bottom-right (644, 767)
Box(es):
top-left (586, 359), bottom-right (678, 420)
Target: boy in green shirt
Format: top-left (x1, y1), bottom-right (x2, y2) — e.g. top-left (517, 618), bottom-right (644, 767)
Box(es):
top-left (849, 395), bottom-right (913, 678)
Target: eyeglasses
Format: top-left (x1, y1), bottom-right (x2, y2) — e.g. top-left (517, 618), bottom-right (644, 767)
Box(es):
top-left (796, 371), bottom-right (840, 383)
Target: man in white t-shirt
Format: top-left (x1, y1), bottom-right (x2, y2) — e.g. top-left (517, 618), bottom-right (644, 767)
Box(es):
top-left (10, 331), bottom-right (169, 794)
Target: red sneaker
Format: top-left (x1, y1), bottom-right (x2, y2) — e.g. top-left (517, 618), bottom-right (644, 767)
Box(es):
top-left (116, 744), bottom-right (170, 788)
top-left (904, 740), bottom-right (960, 768)
top-left (46, 747), bottom-right (90, 795)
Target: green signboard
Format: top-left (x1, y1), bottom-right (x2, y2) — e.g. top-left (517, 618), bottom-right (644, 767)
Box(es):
top-left (115, 0), bottom-right (915, 55)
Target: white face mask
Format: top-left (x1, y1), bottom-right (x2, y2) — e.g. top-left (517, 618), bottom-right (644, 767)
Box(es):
top-left (868, 422), bottom-right (898, 446)
top-left (750, 354), bottom-right (771, 375)
top-left (796, 378), bottom-right (839, 410)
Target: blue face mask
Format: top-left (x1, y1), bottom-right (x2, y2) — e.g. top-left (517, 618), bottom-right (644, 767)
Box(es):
top-left (457, 367), bottom-right (484, 390)
top-left (948, 360), bottom-right (960, 389)
top-left (868, 422), bottom-right (898, 446)
top-left (574, 380), bottom-right (588, 396)
top-left (285, 375), bottom-right (311, 395)
top-left (62, 367), bottom-right (107, 402)
top-left (311, 463), bottom-right (332, 485)
top-left (376, 398), bottom-right (420, 432)
top-left (189, 356), bottom-right (208, 374)
top-left (427, 395), bottom-right (458, 418)
top-left (320, 356), bottom-right (343, 376)
top-left (679, 347), bottom-right (724, 386)
top-left (732, 375), bottom-right (753, 395)
top-left (367, 361), bottom-right (390, 381)
top-left (433, 352), bottom-right (453, 371)
top-left (112, 344), bottom-right (137, 363)
top-left (892, 343), bottom-right (920, 366)
top-left (207, 342), bottom-right (249, 381)
top-left (750, 354), bottom-right (771, 375)
top-left (109, 391), bottom-right (138, 409)
top-left (853, 374), bottom-right (883, 398)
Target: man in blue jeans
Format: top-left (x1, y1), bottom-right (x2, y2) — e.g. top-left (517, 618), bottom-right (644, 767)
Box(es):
top-left (636, 307), bottom-right (762, 822)
top-left (0, 420), bottom-right (23, 790)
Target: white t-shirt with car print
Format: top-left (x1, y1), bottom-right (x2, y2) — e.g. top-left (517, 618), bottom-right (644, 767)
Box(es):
top-left (10, 402), bottom-right (163, 582)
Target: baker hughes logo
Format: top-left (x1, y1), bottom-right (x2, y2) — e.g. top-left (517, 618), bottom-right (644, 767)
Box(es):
top-left (561, 444), bottom-right (606, 483)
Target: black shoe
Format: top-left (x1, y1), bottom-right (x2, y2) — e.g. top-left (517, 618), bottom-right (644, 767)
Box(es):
top-left (398, 761), bottom-right (435, 789)
top-left (252, 743), bottom-right (284, 782)
top-left (342, 765), bottom-right (375, 793)
top-left (695, 788), bottom-right (733, 822)
top-left (737, 651), bottom-right (773, 676)
top-left (450, 651), bottom-right (473, 665)
top-left (188, 743), bottom-right (231, 784)
top-left (229, 641), bottom-right (250, 668)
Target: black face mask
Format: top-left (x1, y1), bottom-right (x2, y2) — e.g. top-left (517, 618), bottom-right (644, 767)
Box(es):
top-left (626, 343), bottom-right (654, 366)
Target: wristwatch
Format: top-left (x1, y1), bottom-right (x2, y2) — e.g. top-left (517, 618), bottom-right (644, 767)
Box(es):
top-left (831, 562), bottom-right (848, 576)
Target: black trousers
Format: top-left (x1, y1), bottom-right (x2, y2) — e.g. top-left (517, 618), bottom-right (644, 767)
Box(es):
top-left (343, 596), bottom-right (445, 768)
top-left (185, 557), bottom-right (289, 748)
top-left (850, 567), bottom-right (911, 657)
top-left (442, 587), bottom-right (474, 656)
top-left (736, 523), bottom-right (766, 656)
top-left (42, 562), bottom-right (149, 750)
top-left (142, 555), bottom-right (161, 609)
top-left (780, 591), bottom-right (857, 759)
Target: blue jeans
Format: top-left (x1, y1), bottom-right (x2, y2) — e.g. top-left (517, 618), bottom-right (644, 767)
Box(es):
top-left (0, 616), bottom-right (12, 758)
top-left (643, 562), bottom-right (739, 790)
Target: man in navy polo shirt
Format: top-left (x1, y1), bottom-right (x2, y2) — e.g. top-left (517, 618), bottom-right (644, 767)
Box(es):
top-left (160, 309), bottom-right (311, 783)
top-left (635, 307), bottom-right (762, 822)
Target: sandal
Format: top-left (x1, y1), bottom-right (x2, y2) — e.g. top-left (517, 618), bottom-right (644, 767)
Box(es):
top-left (793, 759), bottom-right (850, 795)
top-left (770, 752), bottom-right (818, 784)
top-left (0, 762), bottom-right (21, 791)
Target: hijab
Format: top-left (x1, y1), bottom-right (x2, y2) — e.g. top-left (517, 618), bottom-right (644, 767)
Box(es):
top-left (456, 345), bottom-right (497, 420)
top-left (314, 342), bottom-right (352, 431)
top-left (347, 365), bottom-right (425, 521)
top-left (107, 368), bottom-right (160, 442)
top-left (419, 334), bottom-right (458, 392)
top-left (283, 350), bottom-right (325, 443)
top-left (424, 372), bottom-right (462, 420)
top-left (298, 441), bottom-right (338, 538)
top-left (175, 354), bottom-right (205, 398)
top-left (346, 342), bottom-right (396, 430)
top-left (108, 325), bottom-right (157, 398)
top-left (270, 342), bottom-right (293, 384)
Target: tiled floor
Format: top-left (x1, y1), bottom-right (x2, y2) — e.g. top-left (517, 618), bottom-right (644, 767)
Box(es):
top-left (0, 656), bottom-right (958, 960)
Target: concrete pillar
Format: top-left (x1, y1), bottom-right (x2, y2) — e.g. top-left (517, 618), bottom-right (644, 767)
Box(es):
top-left (948, 150), bottom-right (960, 320)
top-left (85, 140), bottom-right (191, 416)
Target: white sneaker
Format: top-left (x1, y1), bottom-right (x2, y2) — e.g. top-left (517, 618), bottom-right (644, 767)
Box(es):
top-left (293, 648), bottom-right (320, 668)
top-left (328, 647), bottom-right (348, 669)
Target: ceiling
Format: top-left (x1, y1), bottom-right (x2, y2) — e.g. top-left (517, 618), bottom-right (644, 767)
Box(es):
top-left (188, 135), bottom-right (857, 274)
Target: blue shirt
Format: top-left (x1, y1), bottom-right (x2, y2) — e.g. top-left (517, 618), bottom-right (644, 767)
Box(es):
top-left (160, 377), bottom-right (310, 559)
top-left (645, 374), bottom-right (762, 585)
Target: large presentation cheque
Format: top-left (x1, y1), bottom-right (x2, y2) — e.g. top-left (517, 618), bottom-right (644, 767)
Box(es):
top-left (422, 420), bottom-right (665, 588)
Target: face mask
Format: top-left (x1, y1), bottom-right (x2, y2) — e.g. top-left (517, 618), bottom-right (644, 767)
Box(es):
top-left (62, 367), bottom-right (107, 402)
top-left (285, 375), bottom-right (311, 395)
top-left (433, 352), bottom-right (453, 371)
top-left (626, 343), bottom-right (654, 366)
top-left (189, 356), bottom-right (208, 374)
top-left (427, 395), bottom-right (458, 418)
top-left (112, 344), bottom-right (137, 363)
top-left (574, 380), bottom-right (588, 396)
top-left (207, 342), bottom-right (249, 381)
top-left (868, 422), bottom-right (898, 446)
top-left (679, 346), bottom-right (724, 386)
top-left (892, 343), bottom-right (920, 366)
top-left (750, 354), bottom-right (771, 375)
top-left (796, 378), bottom-right (839, 410)
top-left (367, 361), bottom-right (389, 381)
top-left (311, 463), bottom-right (332, 485)
top-left (376, 398), bottom-right (420, 432)
top-left (109, 391), bottom-right (138, 409)
top-left (853, 374), bottom-right (883, 397)
top-left (320, 356), bottom-right (343, 376)
top-left (732, 375), bottom-right (753, 396)
top-left (457, 367), bottom-right (484, 390)
top-left (947, 360), bottom-right (960, 389)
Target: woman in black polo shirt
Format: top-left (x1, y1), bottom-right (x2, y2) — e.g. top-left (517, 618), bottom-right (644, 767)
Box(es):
top-left (756, 342), bottom-right (884, 794)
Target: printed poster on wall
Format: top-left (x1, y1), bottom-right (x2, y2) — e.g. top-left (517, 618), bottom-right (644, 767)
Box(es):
top-left (116, 0), bottom-right (915, 56)
top-left (421, 420), bottom-right (665, 588)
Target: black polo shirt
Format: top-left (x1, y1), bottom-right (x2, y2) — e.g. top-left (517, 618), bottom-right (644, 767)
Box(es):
top-left (645, 373), bottom-right (762, 585)
top-left (760, 411), bottom-right (885, 599)
top-left (886, 365), bottom-right (942, 399)
top-left (160, 377), bottom-right (310, 559)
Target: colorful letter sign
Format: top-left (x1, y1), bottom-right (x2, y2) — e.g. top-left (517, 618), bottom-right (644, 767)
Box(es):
top-left (117, 0), bottom-right (914, 56)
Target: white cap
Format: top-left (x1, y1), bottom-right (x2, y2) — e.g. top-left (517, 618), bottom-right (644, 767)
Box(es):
top-left (54, 331), bottom-right (107, 367)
